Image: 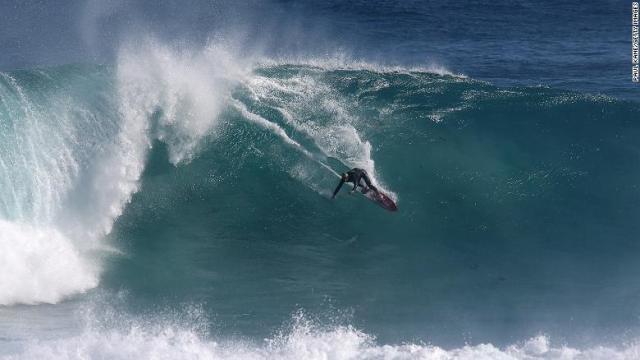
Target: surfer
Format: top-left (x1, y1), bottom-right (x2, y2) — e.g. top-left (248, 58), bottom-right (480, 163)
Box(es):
top-left (332, 168), bottom-right (379, 199)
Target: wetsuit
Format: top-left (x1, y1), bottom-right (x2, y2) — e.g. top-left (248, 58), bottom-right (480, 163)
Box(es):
top-left (332, 168), bottom-right (378, 199)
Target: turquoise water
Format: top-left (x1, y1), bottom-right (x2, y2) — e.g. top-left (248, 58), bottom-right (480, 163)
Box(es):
top-left (1, 44), bottom-right (640, 358)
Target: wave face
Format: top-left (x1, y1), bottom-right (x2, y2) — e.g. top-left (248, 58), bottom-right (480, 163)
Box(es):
top-left (1, 43), bottom-right (640, 357)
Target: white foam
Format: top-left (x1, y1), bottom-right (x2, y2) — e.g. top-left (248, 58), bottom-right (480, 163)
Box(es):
top-left (0, 71), bottom-right (107, 305)
top-left (7, 313), bottom-right (640, 360)
top-left (0, 220), bottom-right (98, 305)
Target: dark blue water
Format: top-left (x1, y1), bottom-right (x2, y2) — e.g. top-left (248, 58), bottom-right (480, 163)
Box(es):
top-left (1, 1), bottom-right (636, 99)
top-left (1, 1), bottom-right (639, 359)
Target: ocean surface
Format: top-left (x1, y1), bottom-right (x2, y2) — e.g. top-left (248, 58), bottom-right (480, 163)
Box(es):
top-left (1, 1), bottom-right (639, 359)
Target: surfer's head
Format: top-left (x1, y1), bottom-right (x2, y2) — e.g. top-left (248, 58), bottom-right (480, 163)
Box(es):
top-left (341, 173), bottom-right (348, 181)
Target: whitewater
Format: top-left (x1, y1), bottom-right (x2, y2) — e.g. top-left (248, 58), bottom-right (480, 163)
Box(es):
top-left (1, 34), bottom-right (640, 359)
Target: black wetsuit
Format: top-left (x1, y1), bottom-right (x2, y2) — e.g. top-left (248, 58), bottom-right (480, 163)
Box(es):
top-left (332, 168), bottom-right (378, 199)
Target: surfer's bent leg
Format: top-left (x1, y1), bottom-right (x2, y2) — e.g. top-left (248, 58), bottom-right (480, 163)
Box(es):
top-left (362, 174), bottom-right (378, 193)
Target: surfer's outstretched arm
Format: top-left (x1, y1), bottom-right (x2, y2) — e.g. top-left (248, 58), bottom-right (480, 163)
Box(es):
top-left (332, 179), bottom-right (345, 199)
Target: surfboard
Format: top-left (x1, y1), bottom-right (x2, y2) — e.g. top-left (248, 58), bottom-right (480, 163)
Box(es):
top-left (361, 188), bottom-right (398, 212)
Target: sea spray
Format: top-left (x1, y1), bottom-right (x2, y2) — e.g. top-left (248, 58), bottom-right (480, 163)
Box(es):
top-left (0, 67), bottom-right (115, 304)
top-left (7, 305), bottom-right (640, 359)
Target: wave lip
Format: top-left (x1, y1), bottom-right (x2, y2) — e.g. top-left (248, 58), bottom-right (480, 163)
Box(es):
top-left (256, 56), bottom-right (464, 77)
